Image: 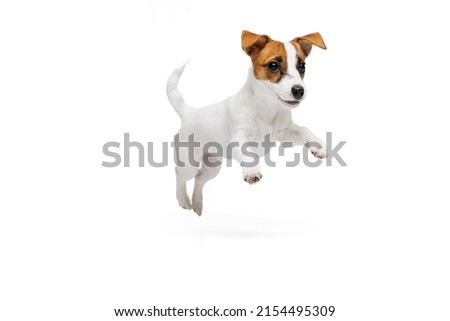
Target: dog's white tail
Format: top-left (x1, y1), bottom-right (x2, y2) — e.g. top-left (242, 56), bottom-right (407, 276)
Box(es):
top-left (166, 62), bottom-right (192, 117)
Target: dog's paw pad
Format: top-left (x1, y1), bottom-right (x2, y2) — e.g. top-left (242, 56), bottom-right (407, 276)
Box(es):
top-left (244, 173), bottom-right (263, 184)
top-left (312, 150), bottom-right (327, 159)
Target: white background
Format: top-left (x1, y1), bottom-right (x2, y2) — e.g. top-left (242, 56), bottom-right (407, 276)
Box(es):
top-left (1, 0), bottom-right (449, 320)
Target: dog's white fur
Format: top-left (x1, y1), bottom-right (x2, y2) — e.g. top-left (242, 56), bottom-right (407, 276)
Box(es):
top-left (166, 33), bottom-right (326, 215)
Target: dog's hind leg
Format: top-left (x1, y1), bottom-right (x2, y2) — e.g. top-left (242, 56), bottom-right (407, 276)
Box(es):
top-left (175, 165), bottom-right (198, 210)
top-left (192, 157), bottom-right (222, 216)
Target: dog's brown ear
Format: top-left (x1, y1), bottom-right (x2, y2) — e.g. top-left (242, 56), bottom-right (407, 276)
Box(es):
top-left (241, 30), bottom-right (271, 56)
top-left (292, 32), bottom-right (327, 57)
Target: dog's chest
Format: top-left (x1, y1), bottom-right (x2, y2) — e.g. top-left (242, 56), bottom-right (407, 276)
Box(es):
top-left (254, 120), bottom-right (273, 140)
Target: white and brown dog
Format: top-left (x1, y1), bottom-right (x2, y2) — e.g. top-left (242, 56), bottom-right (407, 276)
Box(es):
top-left (167, 30), bottom-right (327, 215)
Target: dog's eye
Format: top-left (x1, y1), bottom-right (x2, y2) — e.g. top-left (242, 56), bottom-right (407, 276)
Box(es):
top-left (297, 62), bottom-right (306, 73)
top-left (267, 61), bottom-right (279, 72)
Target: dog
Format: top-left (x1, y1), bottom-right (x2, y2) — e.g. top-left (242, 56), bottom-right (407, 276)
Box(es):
top-left (166, 30), bottom-right (327, 215)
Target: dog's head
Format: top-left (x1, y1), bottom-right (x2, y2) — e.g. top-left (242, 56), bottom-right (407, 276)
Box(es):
top-left (242, 30), bottom-right (326, 109)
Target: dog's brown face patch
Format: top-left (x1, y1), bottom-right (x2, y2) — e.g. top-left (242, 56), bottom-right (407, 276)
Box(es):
top-left (242, 31), bottom-right (326, 85)
top-left (249, 41), bottom-right (287, 83)
top-left (289, 41), bottom-right (307, 79)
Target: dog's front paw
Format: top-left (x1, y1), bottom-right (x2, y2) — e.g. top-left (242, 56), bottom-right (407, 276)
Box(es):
top-left (243, 172), bottom-right (263, 184)
top-left (308, 144), bottom-right (327, 159)
top-left (244, 172), bottom-right (263, 184)
top-left (242, 166), bottom-right (263, 184)
top-left (311, 149), bottom-right (327, 159)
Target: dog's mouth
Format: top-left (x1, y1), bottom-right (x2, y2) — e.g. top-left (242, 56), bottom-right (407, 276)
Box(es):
top-left (277, 96), bottom-right (301, 107)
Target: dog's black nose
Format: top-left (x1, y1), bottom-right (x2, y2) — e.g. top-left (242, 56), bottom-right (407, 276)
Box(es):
top-left (291, 85), bottom-right (304, 100)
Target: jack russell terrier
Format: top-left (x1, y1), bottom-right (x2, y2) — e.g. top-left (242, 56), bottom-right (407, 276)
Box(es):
top-left (167, 30), bottom-right (327, 215)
